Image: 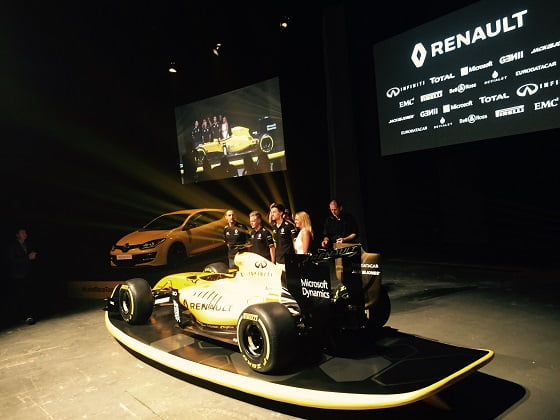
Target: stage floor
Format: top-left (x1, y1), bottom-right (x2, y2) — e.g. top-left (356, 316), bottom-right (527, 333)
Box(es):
top-left (2, 257), bottom-right (559, 418)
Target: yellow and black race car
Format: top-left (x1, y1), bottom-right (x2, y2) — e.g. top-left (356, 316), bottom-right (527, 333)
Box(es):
top-left (105, 245), bottom-right (390, 374)
top-left (194, 126), bottom-right (274, 165)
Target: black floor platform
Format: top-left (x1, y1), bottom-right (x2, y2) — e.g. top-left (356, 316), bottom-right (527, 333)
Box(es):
top-left (106, 305), bottom-right (493, 410)
top-left (2, 258), bottom-right (558, 418)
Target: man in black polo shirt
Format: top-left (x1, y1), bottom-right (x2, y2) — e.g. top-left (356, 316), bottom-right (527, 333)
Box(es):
top-left (270, 203), bottom-right (297, 268)
top-left (321, 199), bottom-right (358, 249)
top-left (223, 209), bottom-right (249, 268)
top-left (248, 211), bottom-right (275, 261)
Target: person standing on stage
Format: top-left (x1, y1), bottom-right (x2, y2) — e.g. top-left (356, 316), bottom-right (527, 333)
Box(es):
top-left (270, 203), bottom-right (297, 269)
top-left (248, 211), bottom-right (275, 262)
top-left (321, 199), bottom-right (358, 249)
top-left (223, 210), bottom-right (249, 268)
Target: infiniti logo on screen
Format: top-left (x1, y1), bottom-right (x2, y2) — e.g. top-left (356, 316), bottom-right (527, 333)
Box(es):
top-left (517, 84), bottom-right (539, 96)
top-left (410, 9), bottom-right (528, 68)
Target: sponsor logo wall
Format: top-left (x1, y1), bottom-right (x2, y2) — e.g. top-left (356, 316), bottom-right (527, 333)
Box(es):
top-left (374, 0), bottom-right (560, 155)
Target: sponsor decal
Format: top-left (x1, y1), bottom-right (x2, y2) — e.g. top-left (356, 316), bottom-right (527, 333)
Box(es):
top-left (484, 71), bottom-right (508, 85)
top-left (515, 61), bottom-right (557, 76)
top-left (429, 73), bottom-right (455, 84)
top-left (399, 98), bottom-right (415, 108)
top-left (479, 93), bottom-right (509, 103)
top-left (495, 105), bottom-right (525, 117)
top-left (443, 100), bottom-right (473, 113)
top-left (534, 97), bottom-right (559, 110)
top-left (389, 114), bottom-right (414, 124)
top-left (461, 60), bottom-right (493, 76)
top-left (516, 80), bottom-right (559, 96)
top-left (401, 126), bottom-right (428, 135)
top-left (189, 302), bottom-right (232, 311)
top-left (310, 245), bottom-right (361, 263)
top-left (172, 291), bottom-right (181, 323)
top-left (386, 80), bottom-right (426, 98)
top-left (242, 313), bottom-right (258, 321)
top-left (531, 40), bottom-right (560, 55)
top-left (434, 117), bottom-right (453, 129)
top-left (449, 83), bottom-right (476, 94)
top-left (420, 108), bottom-right (438, 117)
top-left (499, 50), bottom-right (524, 64)
top-left (411, 10), bottom-right (527, 68)
top-left (420, 90), bottom-right (443, 102)
top-left (459, 114), bottom-right (488, 124)
top-left (354, 263), bottom-right (381, 276)
top-left (300, 278), bottom-right (330, 299)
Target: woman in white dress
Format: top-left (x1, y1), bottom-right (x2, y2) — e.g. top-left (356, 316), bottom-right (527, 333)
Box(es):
top-left (294, 211), bottom-right (313, 254)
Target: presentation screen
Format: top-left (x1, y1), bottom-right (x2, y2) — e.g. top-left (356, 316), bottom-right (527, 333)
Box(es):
top-left (373, 0), bottom-right (560, 155)
top-left (175, 77), bottom-right (286, 183)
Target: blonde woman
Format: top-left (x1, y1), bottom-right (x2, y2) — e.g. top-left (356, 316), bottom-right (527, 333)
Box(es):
top-left (294, 211), bottom-right (314, 254)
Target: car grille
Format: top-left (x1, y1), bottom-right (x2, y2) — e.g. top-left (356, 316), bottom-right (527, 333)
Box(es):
top-left (113, 243), bottom-right (143, 252)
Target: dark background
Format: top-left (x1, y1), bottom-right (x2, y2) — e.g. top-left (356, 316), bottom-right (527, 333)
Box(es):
top-left (2, 0), bottom-right (558, 288)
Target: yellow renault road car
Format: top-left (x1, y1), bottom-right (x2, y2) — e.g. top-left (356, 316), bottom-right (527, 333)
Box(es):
top-left (110, 209), bottom-right (227, 268)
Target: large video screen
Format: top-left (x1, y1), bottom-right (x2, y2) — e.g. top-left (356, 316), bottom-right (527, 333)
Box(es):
top-left (175, 77), bottom-right (286, 183)
top-left (374, 0), bottom-right (560, 156)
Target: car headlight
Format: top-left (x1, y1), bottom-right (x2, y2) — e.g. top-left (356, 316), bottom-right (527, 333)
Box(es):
top-left (140, 238), bottom-right (166, 249)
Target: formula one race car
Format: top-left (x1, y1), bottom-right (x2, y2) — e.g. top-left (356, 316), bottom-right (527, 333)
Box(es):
top-left (105, 244), bottom-right (390, 374)
top-left (194, 126), bottom-right (274, 165)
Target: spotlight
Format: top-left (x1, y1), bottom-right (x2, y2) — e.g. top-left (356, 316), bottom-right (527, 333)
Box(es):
top-left (168, 61), bottom-right (177, 73)
top-left (280, 16), bottom-right (290, 29)
top-left (212, 43), bottom-right (222, 56)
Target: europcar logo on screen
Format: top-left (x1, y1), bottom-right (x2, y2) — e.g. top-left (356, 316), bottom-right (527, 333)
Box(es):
top-left (410, 9), bottom-right (528, 68)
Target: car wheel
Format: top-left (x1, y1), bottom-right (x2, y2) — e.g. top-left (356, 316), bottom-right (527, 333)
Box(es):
top-left (118, 278), bottom-right (153, 324)
top-left (237, 302), bottom-right (297, 373)
top-left (203, 262), bottom-right (229, 273)
top-left (259, 134), bottom-right (274, 153)
top-left (368, 285), bottom-right (391, 329)
top-left (167, 243), bottom-right (187, 268)
top-left (195, 149), bottom-right (206, 166)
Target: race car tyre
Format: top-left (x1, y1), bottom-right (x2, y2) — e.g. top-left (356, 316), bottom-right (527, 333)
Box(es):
top-left (259, 134), bottom-right (274, 153)
top-left (368, 285), bottom-right (391, 329)
top-left (194, 149), bottom-right (206, 166)
top-left (237, 302), bottom-right (297, 373)
top-left (203, 262), bottom-right (229, 273)
top-left (118, 278), bottom-right (153, 325)
top-left (167, 243), bottom-right (187, 269)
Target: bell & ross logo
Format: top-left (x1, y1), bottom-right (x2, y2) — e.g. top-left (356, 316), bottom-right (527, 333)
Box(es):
top-left (411, 9), bottom-right (528, 68)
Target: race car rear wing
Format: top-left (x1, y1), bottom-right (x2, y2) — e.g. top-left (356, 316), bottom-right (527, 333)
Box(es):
top-left (285, 244), bottom-right (381, 331)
